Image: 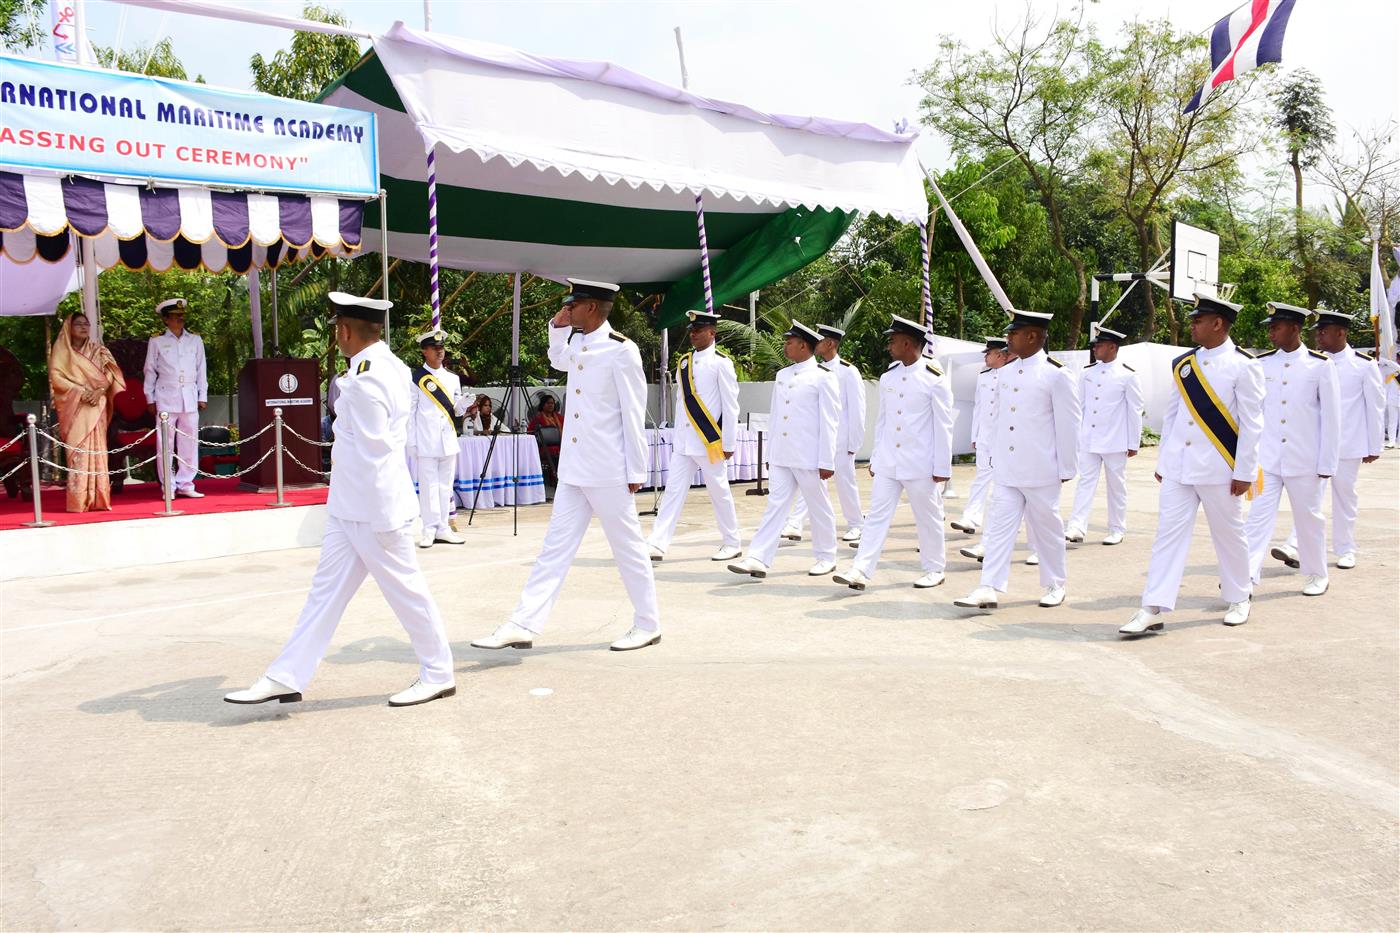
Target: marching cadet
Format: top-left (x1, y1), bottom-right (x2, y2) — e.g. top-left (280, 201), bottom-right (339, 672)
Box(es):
top-left (1120, 294), bottom-right (1264, 635)
top-left (833, 315), bottom-right (954, 590)
top-left (646, 309), bottom-right (742, 562)
top-left (1275, 309), bottom-right (1384, 570)
top-left (1065, 324), bottom-right (1143, 546)
top-left (408, 328), bottom-right (470, 549)
top-left (954, 310), bottom-right (1079, 610)
top-left (728, 321), bottom-right (840, 579)
top-left (472, 280), bottom-right (661, 652)
top-left (1242, 302), bottom-right (1341, 596)
top-left (950, 336), bottom-right (1010, 536)
top-left (781, 325), bottom-right (867, 543)
top-left (225, 293), bottom-right (456, 707)
top-left (1383, 350), bottom-right (1400, 447)
top-left (143, 298), bottom-right (207, 498)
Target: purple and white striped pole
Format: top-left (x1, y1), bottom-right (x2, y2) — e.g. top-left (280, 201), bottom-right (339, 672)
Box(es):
top-left (425, 139), bottom-right (442, 330)
top-left (919, 218), bottom-right (933, 346)
top-left (694, 192), bottom-right (714, 313)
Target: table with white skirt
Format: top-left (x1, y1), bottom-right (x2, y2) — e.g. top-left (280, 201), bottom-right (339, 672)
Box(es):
top-left (644, 427), bottom-right (762, 490)
top-left (409, 434), bottom-right (547, 510)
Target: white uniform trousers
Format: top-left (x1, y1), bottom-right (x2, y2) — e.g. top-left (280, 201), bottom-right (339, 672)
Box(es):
top-left (851, 474), bottom-right (945, 578)
top-left (155, 409), bottom-right (199, 492)
top-left (959, 460), bottom-right (994, 529)
top-left (510, 483), bottom-right (659, 633)
top-left (1387, 401), bottom-right (1400, 445)
top-left (1245, 472), bottom-right (1326, 582)
top-left (979, 483), bottom-right (1068, 592)
top-left (750, 466), bottom-right (837, 565)
top-left (647, 452), bottom-right (741, 552)
top-left (1286, 458), bottom-right (1361, 557)
top-left (786, 452), bottom-right (863, 531)
top-left (266, 516), bottom-right (454, 691)
top-left (1067, 450), bottom-right (1128, 536)
top-left (415, 454), bottom-right (457, 536)
top-left (1140, 478), bottom-right (1251, 611)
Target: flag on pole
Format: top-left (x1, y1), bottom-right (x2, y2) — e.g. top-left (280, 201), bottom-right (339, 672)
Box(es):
top-left (1184, 0), bottom-right (1298, 114)
top-left (1371, 237), bottom-right (1396, 361)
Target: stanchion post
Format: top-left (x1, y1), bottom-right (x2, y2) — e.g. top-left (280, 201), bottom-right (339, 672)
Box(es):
top-left (21, 414), bottom-right (53, 528)
top-left (271, 407), bottom-right (293, 507)
top-left (154, 411), bottom-right (183, 517)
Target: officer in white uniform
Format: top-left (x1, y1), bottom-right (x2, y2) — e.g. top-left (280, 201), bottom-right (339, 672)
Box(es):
top-left (1382, 351), bottom-right (1400, 447)
top-left (782, 325), bottom-right (866, 543)
top-left (1065, 325), bottom-right (1143, 546)
top-left (1277, 309), bottom-right (1385, 570)
top-left (408, 328), bottom-right (469, 549)
top-left (225, 293), bottom-right (456, 708)
top-left (1121, 294), bottom-right (1265, 634)
top-left (955, 310), bottom-right (1078, 610)
top-left (142, 298), bottom-right (207, 497)
top-left (951, 336), bottom-right (1010, 535)
top-left (728, 321), bottom-right (839, 579)
top-left (647, 309), bottom-right (742, 562)
top-left (473, 280), bottom-right (660, 653)
top-left (833, 316), bottom-right (954, 591)
top-left (1242, 302), bottom-right (1341, 596)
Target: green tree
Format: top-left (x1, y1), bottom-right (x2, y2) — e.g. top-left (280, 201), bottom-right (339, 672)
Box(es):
top-left (249, 3), bottom-right (361, 101)
top-left (0, 0), bottom-right (45, 52)
top-left (1270, 68), bottom-right (1335, 306)
top-left (94, 38), bottom-right (194, 80)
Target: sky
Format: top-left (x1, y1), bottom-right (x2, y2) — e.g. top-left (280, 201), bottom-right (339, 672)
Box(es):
top-left (73, 0), bottom-right (1400, 199)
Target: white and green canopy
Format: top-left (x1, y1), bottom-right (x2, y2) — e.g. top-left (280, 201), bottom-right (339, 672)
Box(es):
top-left (321, 23), bottom-right (926, 327)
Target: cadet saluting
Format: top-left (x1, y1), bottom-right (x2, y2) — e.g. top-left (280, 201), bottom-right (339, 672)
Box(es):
top-left (473, 280), bottom-right (661, 653)
top-left (225, 293), bottom-right (456, 708)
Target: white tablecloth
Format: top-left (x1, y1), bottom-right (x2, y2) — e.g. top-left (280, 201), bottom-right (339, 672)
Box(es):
top-left (644, 427), bottom-right (762, 489)
top-left (409, 435), bottom-right (547, 509)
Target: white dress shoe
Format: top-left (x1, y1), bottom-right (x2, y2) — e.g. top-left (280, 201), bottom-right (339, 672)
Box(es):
top-left (950, 519), bottom-right (978, 534)
top-left (710, 545), bottom-right (742, 561)
top-left (841, 528), bottom-right (863, 543)
top-left (388, 678), bottom-right (456, 707)
top-left (1336, 552), bottom-right (1356, 570)
top-left (1064, 528), bottom-right (1085, 543)
top-left (471, 621), bottom-right (535, 649)
top-left (648, 545), bottom-right (666, 562)
top-left (953, 585), bottom-right (998, 609)
top-left (1102, 531), bottom-right (1125, 546)
top-left (1270, 544), bottom-right (1300, 569)
top-left (434, 529), bottom-right (467, 545)
top-left (1038, 585), bottom-right (1066, 607)
top-left (1025, 552), bottom-right (1040, 566)
top-left (1119, 608), bottom-right (1163, 635)
top-left (610, 626), bottom-right (661, 651)
top-left (175, 487), bottom-right (204, 498)
top-left (1223, 600), bottom-right (1251, 626)
top-left (780, 525), bottom-right (803, 541)
top-left (224, 675), bottom-right (301, 705)
top-left (417, 532), bottom-right (435, 549)
top-left (943, 486), bottom-right (960, 499)
top-left (959, 543), bottom-right (985, 561)
top-left (912, 571), bottom-right (945, 589)
top-left (808, 560), bottom-right (836, 576)
top-left (832, 567), bottom-right (869, 590)
top-left (1301, 575), bottom-right (1329, 596)
top-left (727, 557), bottom-right (768, 578)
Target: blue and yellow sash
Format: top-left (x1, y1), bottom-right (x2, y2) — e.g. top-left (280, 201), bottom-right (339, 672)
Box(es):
top-left (1172, 352), bottom-right (1238, 467)
top-left (678, 352), bottom-right (724, 463)
top-left (412, 366), bottom-right (462, 433)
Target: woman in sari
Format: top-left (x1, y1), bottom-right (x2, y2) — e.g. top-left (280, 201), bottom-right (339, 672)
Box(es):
top-left (49, 313), bottom-right (125, 512)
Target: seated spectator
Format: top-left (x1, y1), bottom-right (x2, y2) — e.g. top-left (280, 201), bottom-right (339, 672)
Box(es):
top-left (464, 394), bottom-right (503, 435)
top-left (528, 393), bottom-right (564, 459)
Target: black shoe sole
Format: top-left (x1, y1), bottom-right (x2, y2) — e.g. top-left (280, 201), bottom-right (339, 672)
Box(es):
top-left (832, 575), bottom-right (865, 590)
top-left (471, 642), bottom-right (533, 650)
top-left (1120, 623), bottom-right (1164, 635)
top-left (610, 635), bottom-right (661, 652)
top-left (225, 692), bottom-right (302, 705)
top-left (727, 566), bottom-right (766, 578)
top-left (1270, 547), bottom-right (1301, 569)
top-left (388, 685), bottom-right (456, 707)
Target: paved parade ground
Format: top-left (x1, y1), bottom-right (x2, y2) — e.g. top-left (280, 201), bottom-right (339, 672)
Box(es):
top-left (3, 447), bottom-right (1397, 931)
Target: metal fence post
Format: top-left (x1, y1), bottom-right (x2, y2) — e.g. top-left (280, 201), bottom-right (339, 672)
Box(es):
top-left (21, 414), bottom-right (53, 528)
top-left (270, 407), bottom-right (292, 507)
top-left (154, 411), bottom-right (182, 517)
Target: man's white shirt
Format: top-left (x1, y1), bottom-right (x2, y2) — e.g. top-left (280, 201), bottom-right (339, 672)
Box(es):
top-left (1078, 358), bottom-right (1143, 454)
top-left (327, 341), bottom-right (420, 532)
top-left (829, 354), bottom-right (867, 455)
top-left (143, 328), bottom-right (207, 413)
top-left (548, 321), bottom-right (649, 487)
top-left (1157, 339), bottom-right (1265, 485)
top-left (767, 356), bottom-right (839, 471)
top-left (1327, 346), bottom-right (1383, 460)
top-left (408, 365), bottom-right (468, 458)
top-left (671, 343), bottom-right (739, 457)
top-left (1256, 344), bottom-right (1341, 477)
top-left (869, 357), bottom-right (954, 480)
top-left (987, 350), bottom-right (1080, 486)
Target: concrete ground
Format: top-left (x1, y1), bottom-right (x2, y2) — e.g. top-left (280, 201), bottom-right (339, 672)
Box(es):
top-left (3, 447), bottom-right (1397, 931)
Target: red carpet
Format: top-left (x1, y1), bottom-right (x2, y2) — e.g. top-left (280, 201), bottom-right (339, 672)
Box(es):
top-left (0, 477), bottom-right (329, 532)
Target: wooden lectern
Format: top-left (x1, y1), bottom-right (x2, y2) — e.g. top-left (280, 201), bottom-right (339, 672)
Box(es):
top-left (237, 358), bottom-right (324, 492)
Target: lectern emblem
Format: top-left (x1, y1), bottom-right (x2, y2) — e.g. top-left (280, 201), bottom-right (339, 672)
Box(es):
top-left (278, 373), bottom-right (299, 394)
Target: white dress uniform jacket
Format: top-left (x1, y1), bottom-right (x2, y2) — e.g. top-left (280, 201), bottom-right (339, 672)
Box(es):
top-left (832, 355), bottom-right (867, 455)
top-left (969, 367), bottom-right (999, 463)
top-left (869, 359), bottom-right (955, 480)
top-left (1255, 345), bottom-right (1341, 478)
top-left (327, 341), bottom-right (420, 533)
top-left (143, 329), bottom-right (207, 413)
top-left (672, 343), bottom-right (739, 457)
top-left (1330, 347), bottom-right (1385, 460)
top-left (407, 365), bottom-right (468, 458)
top-left (1156, 339), bottom-right (1265, 485)
top-left (1077, 359), bottom-right (1144, 454)
top-left (988, 350), bottom-right (1080, 485)
top-left (550, 321), bottom-right (649, 486)
top-left (768, 356), bottom-right (839, 471)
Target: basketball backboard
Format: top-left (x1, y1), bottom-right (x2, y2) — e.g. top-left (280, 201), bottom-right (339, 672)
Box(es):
top-left (1169, 220), bottom-right (1220, 302)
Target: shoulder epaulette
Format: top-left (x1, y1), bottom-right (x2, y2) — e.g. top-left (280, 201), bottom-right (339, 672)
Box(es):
top-left (1172, 349), bottom-right (1196, 367)
top-left (1358, 350), bottom-right (1375, 360)
top-left (1236, 346), bottom-right (1257, 359)
top-left (886, 361), bottom-right (900, 371)
top-left (1307, 349), bottom-right (1328, 361)
top-left (816, 363), bottom-right (831, 372)
top-left (1122, 364), bottom-right (1136, 372)
top-left (1046, 356), bottom-right (1064, 368)
top-left (839, 359), bottom-right (852, 367)
top-left (608, 332), bottom-right (627, 343)
top-left (925, 361), bottom-right (943, 376)
top-left (356, 360), bottom-right (371, 375)
top-left (1083, 361), bottom-right (1097, 369)
top-left (979, 367), bottom-right (992, 374)
top-left (1254, 348), bottom-right (1277, 358)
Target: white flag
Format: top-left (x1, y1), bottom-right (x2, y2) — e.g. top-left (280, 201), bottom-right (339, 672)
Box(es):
top-left (47, 1), bottom-right (95, 64)
top-left (1371, 237), bottom-right (1396, 361)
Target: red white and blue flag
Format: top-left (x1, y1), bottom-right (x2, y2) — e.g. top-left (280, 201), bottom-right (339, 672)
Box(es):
top-left (1184, 0), bottom-right (1298, 114)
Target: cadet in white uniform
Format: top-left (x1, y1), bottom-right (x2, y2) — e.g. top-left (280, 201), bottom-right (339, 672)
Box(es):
top-left (473, 281), bottom-right (660, 653)
top-left (1242, 302), bottom-right (1341, 596)
top-left (955, 310), bottom-right (1079, 610)
top-left (647, 309), bottom-right (742, 562)
top-left (1121, 294), bottom-right (1265, 635)
top-left (728, 321), bottom-right (840, 579)
top-left (408, 329), bottom-right (469, 548)
top-left (833, 316), bottom-right (954, 591)
top-left (225, 293), bottom-right (456, 708)
top-left (1382, 352), bottom-right (1400, 447)
top-left (142, 298), bottom-right (207, 497)
top-left (950, 336), bottom-right (1010, 535)
top-left (782, 325), bottom-right (866, 543)
top-left (1277, 309), bottom-right (1385, 570)
top-left (1065, 325), bottom-right (1143, 546)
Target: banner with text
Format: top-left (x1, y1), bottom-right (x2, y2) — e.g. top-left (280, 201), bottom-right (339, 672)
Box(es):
top-left (0, 54), bottom-right (378, 196)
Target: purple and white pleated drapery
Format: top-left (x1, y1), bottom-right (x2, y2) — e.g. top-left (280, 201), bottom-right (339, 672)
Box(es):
top-left (694, 192), bottom-right (714, 313)
top-left (918, 219), bottom-right (932, 333)
top-left (0, 172), bottom-right (364, 273)
top-left (425, 139), bottom-right (443, 329)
